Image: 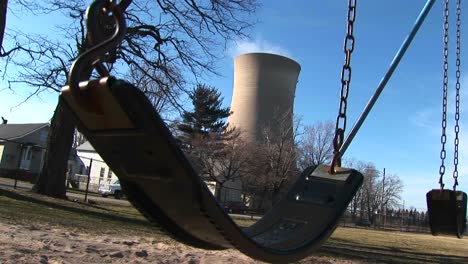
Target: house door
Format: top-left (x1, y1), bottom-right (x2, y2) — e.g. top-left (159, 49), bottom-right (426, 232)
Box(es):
top-left (19, 146), bottom-right (32, 170)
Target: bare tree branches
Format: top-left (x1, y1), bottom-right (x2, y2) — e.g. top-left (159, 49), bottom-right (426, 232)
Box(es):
top-left (343, 159), bottom-right (404, 223)
top-left (125, 63), bottom-right (179, 118)
top-left (242, 111), bottom-right (300, 210)
top-left (3, 0), bottom-right (258, 112)
top-left (379, 173), bottom-right (403, 209)
top-left (188, 129), bottom-right (250, 201)
top-left (298, 120), bottom-right (334, 169)
top-left (2, 0), bottom-right (258, 198)
top-left (119, 0), bottom-right (257, 108)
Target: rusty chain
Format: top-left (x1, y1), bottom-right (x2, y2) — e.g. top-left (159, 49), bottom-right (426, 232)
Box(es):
top-left (453, 0), bottom-right (461, 190)
top-left (439, 0), bottom-right (449, 190)
top-left (330, 0), bottom-right (357, 173)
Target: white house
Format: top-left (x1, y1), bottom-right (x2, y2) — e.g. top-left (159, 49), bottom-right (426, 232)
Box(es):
top-left (0, 122), bottom-right (49, 181)
top-left (73, 141), bottom-right (118, 192)
top-left (73, 141), bottom-right (242, 204)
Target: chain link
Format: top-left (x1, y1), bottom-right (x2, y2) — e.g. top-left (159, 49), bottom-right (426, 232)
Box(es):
top-left (331, 0), bottom-right (357, 173)
top-left (453, 0), bottom-right (461, 190)
top-left (439, 0), bottom-right (449, 190)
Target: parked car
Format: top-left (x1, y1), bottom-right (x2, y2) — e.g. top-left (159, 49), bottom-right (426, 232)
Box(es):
top-left (223, 201), bottom-right (249, 214)
top-left (98, 180), bottom-right (123, 199)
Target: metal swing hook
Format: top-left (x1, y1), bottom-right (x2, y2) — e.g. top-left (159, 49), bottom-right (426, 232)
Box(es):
top-left (67, 0), bottom-right (127, 111)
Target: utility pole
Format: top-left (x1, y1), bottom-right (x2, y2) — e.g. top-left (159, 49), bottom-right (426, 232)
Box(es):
top-left (382, 168), bottom-right (386, 229)
top-left (401, 199), bottom-right (405, 231)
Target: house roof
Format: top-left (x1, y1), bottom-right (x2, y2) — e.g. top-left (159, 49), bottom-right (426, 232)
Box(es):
top-left (76, 141), bottom-right (96, 152)
top-left (0, 123), bottom-right (49, 141)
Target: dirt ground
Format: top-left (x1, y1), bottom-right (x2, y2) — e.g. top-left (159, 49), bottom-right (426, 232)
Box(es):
top-left (0, 222), bottom-right (364, 264)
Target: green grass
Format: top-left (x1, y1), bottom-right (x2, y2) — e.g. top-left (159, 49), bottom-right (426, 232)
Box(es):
top-left (0, 187), bottom-right (168, 239)
top-left (322, 228), bottom-right (468, 263)
top-left (1, 186), bottom-right (467, 263)
top-left (66, 187), bottom-right (103, 197)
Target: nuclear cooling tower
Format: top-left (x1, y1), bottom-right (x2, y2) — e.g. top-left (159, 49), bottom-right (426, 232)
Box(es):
top-left (228, 53), bottom-right (301, 143)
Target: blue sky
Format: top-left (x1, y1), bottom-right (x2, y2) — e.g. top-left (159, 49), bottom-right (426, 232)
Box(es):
top-left (210, 0), bottom-right (468, 211)
top-left (2, 0), bottom-right (467, 210)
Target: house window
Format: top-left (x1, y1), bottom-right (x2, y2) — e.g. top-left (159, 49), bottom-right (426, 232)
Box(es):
top-left (21, 146), bottom-right (32, 161)
top-left (100, 167), bottom-right (105, 178)
top-left (19, 146), bottom-right (33, 170)
top-left (40, 130), bottom-right (48, 143)
top-left (107, 169), bottom-right (113, 179)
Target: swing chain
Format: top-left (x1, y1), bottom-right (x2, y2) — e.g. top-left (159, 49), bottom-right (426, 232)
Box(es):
top-left (330, 0), bottom-right (357, 173)
top-left (439, 0), bottom-right (449, 190)
top-left (453, 0), bottom-right (461, 190)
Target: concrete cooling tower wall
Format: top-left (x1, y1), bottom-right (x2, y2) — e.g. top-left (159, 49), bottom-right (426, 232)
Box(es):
top-left (228, 53), bottom-right (301, 143)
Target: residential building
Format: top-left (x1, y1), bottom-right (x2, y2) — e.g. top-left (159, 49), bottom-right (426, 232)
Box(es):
top-left (0, 122), bottom-right (49, 181)
top-left (73, 141), bottom-right (236, 199)
top-left (73, 141), bottom-right (118, 192)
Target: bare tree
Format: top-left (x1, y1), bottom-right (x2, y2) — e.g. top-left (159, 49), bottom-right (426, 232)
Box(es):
top-left (361, 164), bottom-right (380, 223)
top-left (342, 159), bottom-right (379, 221)
top-left (343, 158), bottom-right (362, 219)
top-left (1, 1), bottom-right (43, 58)
top-left (243, 111), bottom-right (300, 211)
top-left (3, 0), bottom-right (258, 198)
top-left (297, 120), bottom-right (334, 169)
top-left (189, 129), bottom-right (251, 202)
top-left (343, 158), bottom-right (404, 224)
top-left (125, 63), bottom-right (178, 119)
top-left (379, 172), bottom-right (403, 210)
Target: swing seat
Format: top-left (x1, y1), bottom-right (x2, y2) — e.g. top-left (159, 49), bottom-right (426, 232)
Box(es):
top-left (426, 189), bottom-right (467, 238)
top-left (60, 77), bottom-right (363, 263)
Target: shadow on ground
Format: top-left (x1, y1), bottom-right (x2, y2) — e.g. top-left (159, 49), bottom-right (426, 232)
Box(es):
top-left (0, 187), bottom-right (155, 228)
top-left (320, 237), bottom-right (467, 264)
top-left (2, 187), bottom-right (467, 264)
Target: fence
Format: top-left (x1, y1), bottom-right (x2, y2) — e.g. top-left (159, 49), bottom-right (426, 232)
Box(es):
top-left (339, 212), bottom-right (431, 234)
top-left (0, 151), bottom-right (113, 202)
top-left (214, 184), bottom-right (436, 234)
top-left (0, 151), bottom-right (451, 235)
top-left (0, 172), bottom-right (452, 235)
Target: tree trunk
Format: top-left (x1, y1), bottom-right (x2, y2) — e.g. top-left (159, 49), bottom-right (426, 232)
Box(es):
top-left (215, 183), bottom-right (223, 203)
top-left (0, 0), bottom-right (7, 51)
top-left (33, 98), bottom-right (75, 198)
top-left (352, 202), bottom-right (357, 220)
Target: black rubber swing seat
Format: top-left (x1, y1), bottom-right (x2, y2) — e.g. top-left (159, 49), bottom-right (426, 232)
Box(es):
top-left (60, 77), bottom-right (363, 263)
top-left (426, 189), bottom-right (467, 238)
